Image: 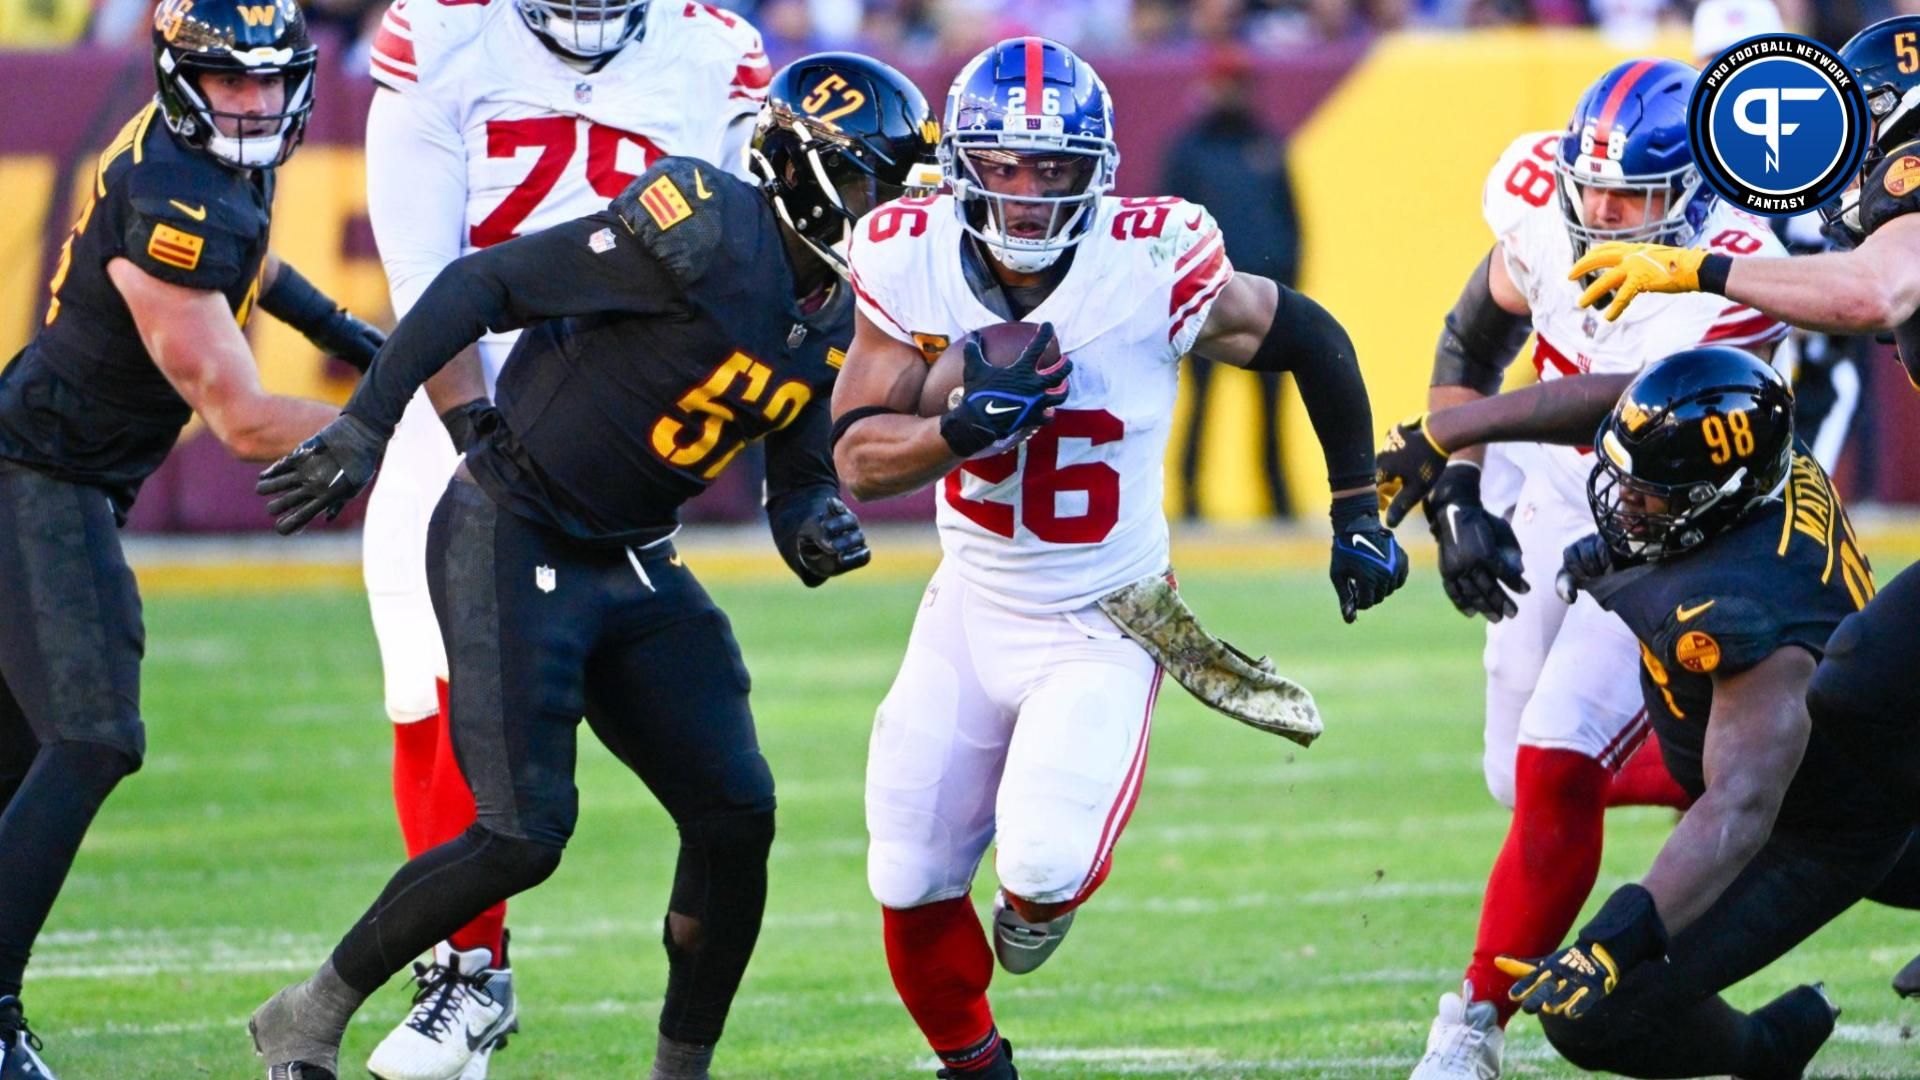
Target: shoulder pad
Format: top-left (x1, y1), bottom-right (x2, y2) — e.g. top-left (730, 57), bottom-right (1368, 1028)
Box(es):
top-left (368, 0), bottom-right (486, 91)
top-left (1860, 140), bottom-right (1920, 237)
top-left (665, 2), bottom-right (769, 106)
top-left (1653, 593), bottom-right (1782, 678)
top-left (611, 157), bottom-right (742, 287)
top-left (124, 162), bottom-right (261, 237)
top-left (1482, 132), bottom-right (1561, 242)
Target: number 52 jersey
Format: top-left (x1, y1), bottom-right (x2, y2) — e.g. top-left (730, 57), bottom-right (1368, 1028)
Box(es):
top-left (847, 194), bottom-right (1234, 615)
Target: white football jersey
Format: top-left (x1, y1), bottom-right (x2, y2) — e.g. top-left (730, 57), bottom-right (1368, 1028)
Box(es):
top-left (1481, 131), bottom-right (1788, 495)
top-left (368, 0), bottom-right (766, 365)
top-left (848, 194), bottom-right (1234, 614)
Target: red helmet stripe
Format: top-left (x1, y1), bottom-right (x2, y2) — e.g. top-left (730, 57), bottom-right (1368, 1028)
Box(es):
top-left (1592, 59), bottom-right (1660, 152)
top-left (1024, 36), bottom-right (1044, 107)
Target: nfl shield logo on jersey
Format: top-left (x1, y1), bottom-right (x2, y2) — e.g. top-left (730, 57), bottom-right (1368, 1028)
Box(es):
top-left (574, 81), bottom-right (592, 104)
top-left (536, 565), bottom-right (557, 593)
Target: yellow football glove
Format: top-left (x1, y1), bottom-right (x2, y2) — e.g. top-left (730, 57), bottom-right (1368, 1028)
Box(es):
top-left (1496, 942), bottom-right (1620, 1019)
top-left (1568, 242), bottom-right (1708, 322)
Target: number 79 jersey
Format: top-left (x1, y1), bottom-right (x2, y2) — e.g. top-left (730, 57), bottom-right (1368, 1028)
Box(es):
top-left (848, 194), bottom-right (1234, 615)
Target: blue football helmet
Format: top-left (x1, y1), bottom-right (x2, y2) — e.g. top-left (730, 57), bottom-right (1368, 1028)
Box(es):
top-left (940, 37), bottom-right (1119, 273)
top-left (1558, 58), bottom-right (1714, 254)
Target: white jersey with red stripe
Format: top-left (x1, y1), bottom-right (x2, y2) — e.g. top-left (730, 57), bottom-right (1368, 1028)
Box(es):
top-left (369, 0), bottom-right (765, 337)
top-left (848, 193), bottom-right (1233, 615)
top-left (1481, 130), bottom-right (1788, 497)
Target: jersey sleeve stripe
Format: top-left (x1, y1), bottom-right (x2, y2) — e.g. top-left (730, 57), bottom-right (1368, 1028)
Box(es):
top-left (372, 23), bottom-right (416, 66)
top-left (1701, 312), bottom-right (1786, 345)
top-left (850, 270), bottom-right (912, 338)
top-left (1168, 273), bottom-right (1231, 344)
top-left (1173, 226), bottom-right (1221, 274)
top-left (384, 6), bottom-right (411, 31)
top-left (1168, 241), bottom-right (1227, 317)
top-left (370, 51), bottom-right (418, 84)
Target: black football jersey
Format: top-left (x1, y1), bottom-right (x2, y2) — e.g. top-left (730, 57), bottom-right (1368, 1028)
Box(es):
top-left (1860, 138), bottom-right (1920, 382)
top-left (343, 157), bottom-right (849, 546)
top-left (0, 103), bottom-right (272, 511)
top-left (1587, 449), bottom-right (1880, 828)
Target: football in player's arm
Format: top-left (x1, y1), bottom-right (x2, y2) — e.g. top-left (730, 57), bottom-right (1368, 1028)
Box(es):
top-left (1378, 350), bottom-right (1920, 1077)
top-left (832, 260), bottom-right (1408, 622)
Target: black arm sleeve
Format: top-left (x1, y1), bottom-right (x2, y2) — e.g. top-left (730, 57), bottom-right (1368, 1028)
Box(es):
top-left (763, 400), bottom-right (841, 586)
top-left (260, 261), bottom-right (342, 334)
top-left (1432, 249), bottom-right (1532, 396)
top-left (1247, 284), bottom-right (1374, 490)
top-left (342, 213), bottom-right (679, 438)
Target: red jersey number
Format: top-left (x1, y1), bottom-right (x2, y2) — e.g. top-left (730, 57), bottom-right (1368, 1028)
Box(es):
top-left (943, 408), bottom-right (1124, 544)
top-left (469, 118), bottom-right (666, 248)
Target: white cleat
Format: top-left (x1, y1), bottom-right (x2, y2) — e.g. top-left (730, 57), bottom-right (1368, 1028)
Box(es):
top-left (1410, 982), bottom-right (1504, 1080)
top-left (366, 943), bottom-right (516, 1080)
top-left (990, 890), bottom-right (1075, 975)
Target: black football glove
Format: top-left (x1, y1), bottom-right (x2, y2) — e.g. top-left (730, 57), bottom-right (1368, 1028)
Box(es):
top-left (1556, 532), bottom-right (1619, 604)
top-left (792, 496), bottom-right (871, 585)
top-left (255, 414), bottom-right (386, 535)
top-left (1426, 463), bottom-right (1529, 622)
top-left (1329, 491), bottom-right (1410, 624)
top-left (307, 310), bottom-right (386, 374)
top-left (1498, 884), bottom-right (1667, 1019)
top-left (939, 322), bottom-right (1073, 459)
top-left (1375, 413), bottom-right (1450, 527)
top-left (438, 398), bottom-right (501, 455)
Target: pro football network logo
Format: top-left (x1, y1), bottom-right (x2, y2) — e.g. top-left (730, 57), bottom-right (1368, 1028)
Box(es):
top-left (1688, 33), bottom-right (1868, 216)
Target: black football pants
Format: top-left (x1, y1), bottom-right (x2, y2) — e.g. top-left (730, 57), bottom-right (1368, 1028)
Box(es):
top-left (0, 462), bottom-right (143, 999)
top-left (329, 476), bottom-right (775, 1045)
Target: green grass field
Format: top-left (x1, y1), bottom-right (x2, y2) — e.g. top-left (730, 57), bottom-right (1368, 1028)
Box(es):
top-left (32, 562), bottom-right (1920, 1078)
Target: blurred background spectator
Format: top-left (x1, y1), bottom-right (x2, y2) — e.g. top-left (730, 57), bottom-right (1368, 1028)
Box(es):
top-left (1161, 44), bottom-right (1301, 520)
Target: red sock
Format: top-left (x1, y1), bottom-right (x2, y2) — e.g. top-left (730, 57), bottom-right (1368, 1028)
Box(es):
top-left (424, 678), bottom-right (508, 959)
top-left (1463, 746), bottom-right (1609, 1024)
top-left (392, 713), bottom-right (441, 857)
top-left (1606, 736), bottom-right (1693, 810)
top-left (883, 898), bottom-right (996, 1057)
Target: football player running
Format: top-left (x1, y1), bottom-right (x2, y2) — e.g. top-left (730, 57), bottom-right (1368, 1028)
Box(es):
top-left (833, 37), bottom-right (1407, 1079)
top-left (0, 2), bottom-right (382, 1075)
top-left (1382, 58), bottom-right (1789, 1079)
top-left (1567, 14), bottom-right (1920, 1001)
top-left (1385, 346), bottom-right (1920, 1079)
top-left (247, 54), bottom-right (927, 1080)
top-left (360, 0), bottom-right (768, 1074)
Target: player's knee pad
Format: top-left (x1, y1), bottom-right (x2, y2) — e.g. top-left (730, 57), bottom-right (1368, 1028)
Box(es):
top-left (42, 738), bottom-right (140, 797)
top-left (994, 830), bottom-right (1092, 906)
top-left (464, 824), bottom-right (565, 894)
top-left (868, 842), bottom-right (970, 911)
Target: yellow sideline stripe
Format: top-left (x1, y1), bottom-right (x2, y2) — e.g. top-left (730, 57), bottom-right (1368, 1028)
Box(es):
top-left (130, 522), bottom-right (1920, 596)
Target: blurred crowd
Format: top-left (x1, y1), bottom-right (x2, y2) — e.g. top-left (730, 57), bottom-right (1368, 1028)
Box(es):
top-left (3, 0), bottom-right (1917, 54)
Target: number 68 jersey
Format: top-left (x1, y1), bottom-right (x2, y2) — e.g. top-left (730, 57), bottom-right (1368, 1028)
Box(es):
top-left (848, 194), bottom-right (1235, 615)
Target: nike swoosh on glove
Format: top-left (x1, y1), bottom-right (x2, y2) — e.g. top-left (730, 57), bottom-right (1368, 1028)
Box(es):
top-left (939, 322), bottom-right (1072, 459)
top-left (1329, 491), bottom-right (1410, 624)
top-left (1427, 463), bottom-right (1528, 622)
top-left (256, 414), bottom-right (386, 535)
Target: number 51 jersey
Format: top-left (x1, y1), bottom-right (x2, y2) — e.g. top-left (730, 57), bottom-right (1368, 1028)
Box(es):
top-left (848, 194), bottom-right (1234, 615)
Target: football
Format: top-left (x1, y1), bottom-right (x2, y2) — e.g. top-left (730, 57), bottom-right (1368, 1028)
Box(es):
top-left (916, 321), bottom-right (1060, 417)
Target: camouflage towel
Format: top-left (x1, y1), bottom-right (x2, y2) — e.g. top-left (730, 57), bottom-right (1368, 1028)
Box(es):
top-left (1096, 570), bottom-right (1323, 748)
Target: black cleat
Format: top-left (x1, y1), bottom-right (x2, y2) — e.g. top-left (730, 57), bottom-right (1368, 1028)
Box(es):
top-left (0, 996), bottom-right (55, 1080)
top-left (1895, 953), bottom-right (1920, 998)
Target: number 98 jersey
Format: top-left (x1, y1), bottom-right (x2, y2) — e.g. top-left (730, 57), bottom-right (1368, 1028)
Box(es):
top-left (847, 193), bottom-right (1234, 615)
top-left (1483, 131), bottom-right (1789, 498)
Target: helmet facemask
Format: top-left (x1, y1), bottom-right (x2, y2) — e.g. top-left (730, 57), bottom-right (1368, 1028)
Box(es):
top-left (159, 49), bottom-right (315, 169)
top-left (947, 146), bottom-right (1105, 274)
top-left (1586, 423), bottom-right (1788, 561)
top-left (752, 106), bottom-right (939, 279)
top-left (516, 0), bottom-right (648, 60)
top-left (1557, 159), bottom-right (1705, 256)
